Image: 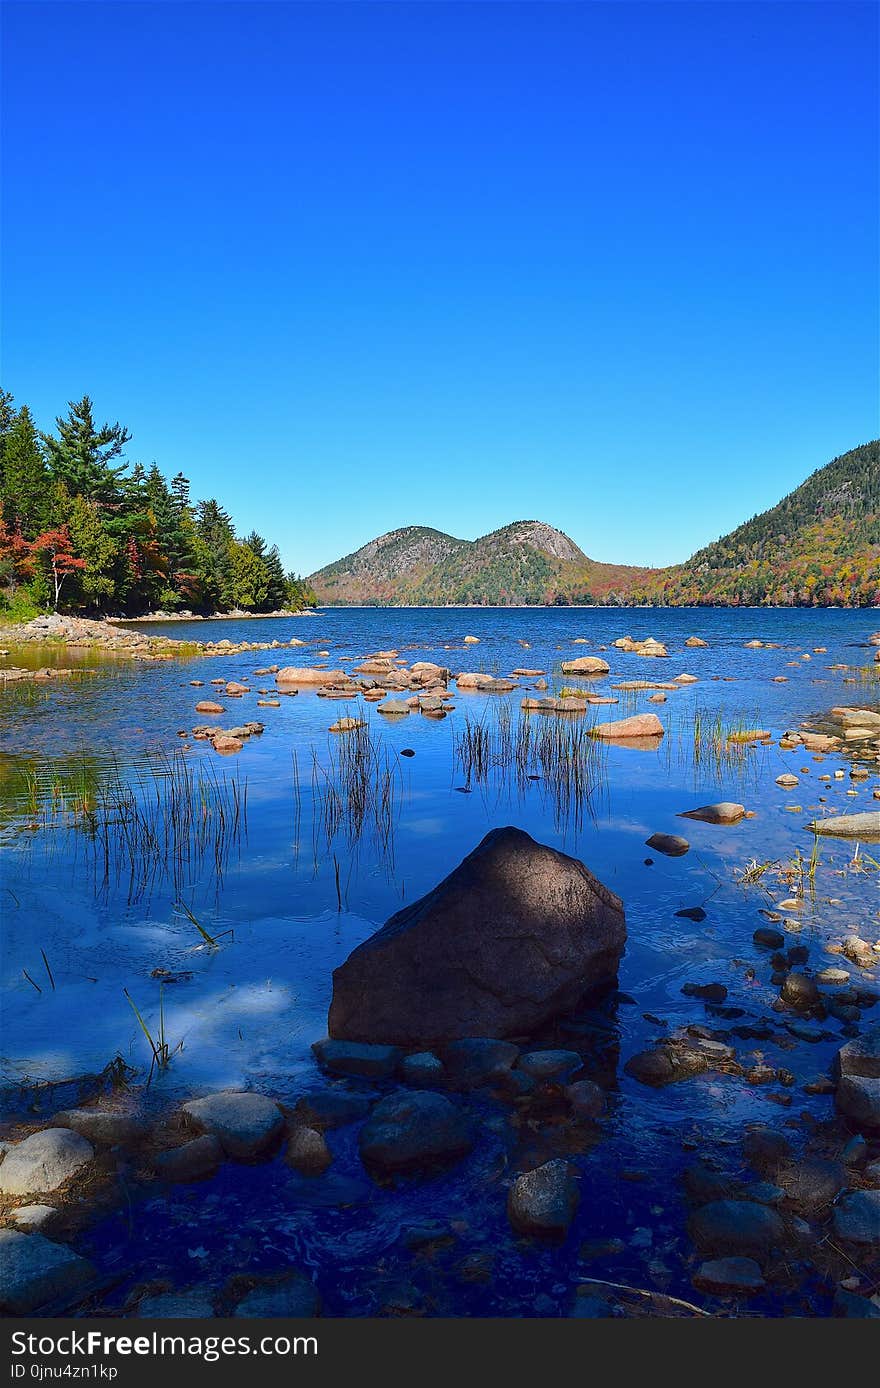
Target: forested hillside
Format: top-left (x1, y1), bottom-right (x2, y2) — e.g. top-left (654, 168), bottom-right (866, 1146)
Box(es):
top-left (633, 441), bottom-right (879, 606)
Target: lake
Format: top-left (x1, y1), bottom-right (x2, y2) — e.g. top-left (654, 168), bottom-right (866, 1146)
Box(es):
top-left (1, 606), bottom-right (878, 1317)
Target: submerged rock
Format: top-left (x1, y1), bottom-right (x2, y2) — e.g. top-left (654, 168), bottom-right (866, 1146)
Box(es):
top-left (0, 1128), bottom-right (94, 1196)
top-left (688, 1200), bottom-right (785, 1259)
top-left (517, 1049), bottom-right (582, 1081)
top-left (645, 832), bottom-right (690, 857)
top-left (807, 811), bottom-right (880, 839)
top-left (441, 1038), bottom-right (519, 1088)
top-left (507, 1159), bottom-right (580, 1239)
top-left (154, 1135), bottom-right (223, 1183)
top-left (678, 803), bottom-right (746, 825)
top-left (832, 1190), bottom-right (880, 1247)
top-left (234, 1275), bottom-right (320, 1318)
top-left (835, 1028), bottom-right (880, 1130)
top-left (312, 1038), bottom-right (402, 1079)
top-left (328, 827), bottom-right (626, 1044)
top-left (286, 1125), bottom-right (333, 1175)
top-left (182, 1091), bottom-right (283, 1160)
top-left (138, 1290), bottom-right (216, 1317)
top-left (359, 1091), bottom-right (472, 1175)
top-left (592, 713), bottom-right (664, 740)
top-left (0, 1230), bottom-right (96, 1314)
top-left (692, 1257), bottom-right (765, 1296)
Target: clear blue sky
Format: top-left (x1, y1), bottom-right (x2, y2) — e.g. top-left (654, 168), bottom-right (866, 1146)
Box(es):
top-left (3, 1), bottom-right (877, 575)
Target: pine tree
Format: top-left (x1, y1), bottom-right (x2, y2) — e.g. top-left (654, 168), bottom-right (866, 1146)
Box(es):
top-left (44, 396), bottom-right (132, 502)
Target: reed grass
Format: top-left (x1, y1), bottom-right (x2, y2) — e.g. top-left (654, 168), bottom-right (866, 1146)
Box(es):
top-left (454, 702), bottom-right (608, 831)
top-left (7, 750), bottom-right (248, 904)
top-left (307, 721), bottom-right (404, 871)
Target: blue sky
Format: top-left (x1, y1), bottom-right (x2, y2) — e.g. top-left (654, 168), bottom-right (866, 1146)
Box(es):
top-left (2, 1), bottom-right (877, 575)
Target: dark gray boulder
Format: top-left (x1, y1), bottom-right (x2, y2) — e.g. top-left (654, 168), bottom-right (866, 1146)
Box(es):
top-left (328, 827), bottom-right (626, 1044)
top-left (688, 1199), bottom-right (785, 1259)
top-left (359, 1091), bottom-right (472, 1175)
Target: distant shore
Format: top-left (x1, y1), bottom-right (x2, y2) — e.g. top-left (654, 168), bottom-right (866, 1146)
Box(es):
top-left (107, 608), bottom-right (318, 623)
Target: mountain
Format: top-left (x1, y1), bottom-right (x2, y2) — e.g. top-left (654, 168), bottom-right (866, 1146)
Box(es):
top-left (635, 440), bottom-right (879, 607)
top-left (308, 442), bottom-right (880, 608)
top-left (309, 519), bottom-right (655, 606)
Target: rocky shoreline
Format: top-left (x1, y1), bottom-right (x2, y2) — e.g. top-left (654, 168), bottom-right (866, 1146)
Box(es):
top-left (1, 828), bottom-right (878, 1318)
top-left (0, 614), bottom-right (322, 681)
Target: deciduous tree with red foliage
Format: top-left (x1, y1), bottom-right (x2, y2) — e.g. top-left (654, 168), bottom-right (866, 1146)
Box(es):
top-left (28, 527), bottom-right (87, 609)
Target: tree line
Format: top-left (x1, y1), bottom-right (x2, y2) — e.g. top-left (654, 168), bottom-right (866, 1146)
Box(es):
top-left (0, 391), bottom-right (315, 618)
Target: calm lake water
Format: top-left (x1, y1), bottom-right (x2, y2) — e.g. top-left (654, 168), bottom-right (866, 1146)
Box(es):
top-left (1, 606), bottom-right (878, 1316)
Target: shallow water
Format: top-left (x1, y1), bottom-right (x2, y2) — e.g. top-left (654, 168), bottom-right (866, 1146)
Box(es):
top-left (1, 607), bottom-right (878, 1315)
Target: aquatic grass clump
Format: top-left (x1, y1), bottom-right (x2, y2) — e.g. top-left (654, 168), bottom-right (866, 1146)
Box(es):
top-left (124, 984), bottom-right (182, 1080)
top-left (299, 721), bottom-right (406, 874)
top-left (673, 704), bottom-right (770, 787)
top-left (7, 750), bottom-right (248, 904)
top-left (454, 702), bottom-right (608, 832)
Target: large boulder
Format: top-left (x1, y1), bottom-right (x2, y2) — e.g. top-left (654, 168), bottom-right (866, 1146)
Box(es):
top-left (328, 827), bottom-right (626, 1044)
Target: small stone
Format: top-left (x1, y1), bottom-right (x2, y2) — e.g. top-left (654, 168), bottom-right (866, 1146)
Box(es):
top-left (7, 1205), bottom-right (58, 1231)
top-left (753, 927), bottom-right (786, 950)
top-left (645, 833), bottom-right (690, 857)
top-left (293, 1089), bottom-right (373, 1129)
top-left (400, 1052), bottom-right (445, 1086)
top-left (286, 1125), bottom-right (332, 1175)
top-left (682, 983), bottom-right (728, 1004)
top-left (507, 1159), bottom-right (580, 1240)
top-left (565, 1080), bottom-right (605, 1119)
top-left (678, 802), bottom-right (746, 825)
top-left (53, 1108), bottom-right (146, 1148)
top-left (692, 1256), bottom-right (765, 1296)
top-left (781, 973), bottom-right (819, 1009)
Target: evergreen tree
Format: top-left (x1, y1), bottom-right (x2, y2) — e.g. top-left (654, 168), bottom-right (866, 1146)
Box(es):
top-left (1, 406), bottom-right (50, 538)
top-left (44, 395), bottom-right (132, 503)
